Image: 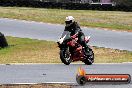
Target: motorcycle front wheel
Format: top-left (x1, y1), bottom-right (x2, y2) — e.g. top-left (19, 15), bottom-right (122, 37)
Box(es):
top-left (60, 49), bottom-right (72, 65)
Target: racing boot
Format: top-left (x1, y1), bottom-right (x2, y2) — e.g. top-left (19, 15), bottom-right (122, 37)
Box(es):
top-left (82, 42), bottom-right (89, 56)
top-left (84, 46), bottom-right (90, 56)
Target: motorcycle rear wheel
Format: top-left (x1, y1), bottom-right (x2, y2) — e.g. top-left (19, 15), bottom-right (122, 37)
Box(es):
top-left (60, 49), bottom-right (72, 65)
top-left (84, 48), bottom-right (94, 65)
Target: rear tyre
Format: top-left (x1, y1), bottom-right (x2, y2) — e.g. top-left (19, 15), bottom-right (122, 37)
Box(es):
top-left (60, 49), bottom-right (72, 65)
top-left (84, 48), bottom-right (94, 65)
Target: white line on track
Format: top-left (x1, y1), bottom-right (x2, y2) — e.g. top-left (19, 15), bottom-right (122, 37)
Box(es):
top-left (0, 62), bottom-right (132, 66)
top-left (0, 82), bottom-right (76, 85)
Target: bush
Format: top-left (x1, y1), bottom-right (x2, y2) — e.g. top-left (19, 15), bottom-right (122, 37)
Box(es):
top-left (0, 32), bottom-right (8, 48)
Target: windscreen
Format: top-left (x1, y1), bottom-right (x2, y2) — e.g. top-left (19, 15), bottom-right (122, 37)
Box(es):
top-left (60, 31), bottom-right (71, 40)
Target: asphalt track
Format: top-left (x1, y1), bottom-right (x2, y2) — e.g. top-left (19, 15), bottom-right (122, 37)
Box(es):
top-left (0, 63), bottom-right (132, 88)
top-left (0, 18), bottom-right (132, 51)
top-left (0, 18), bottom-right (132, 88)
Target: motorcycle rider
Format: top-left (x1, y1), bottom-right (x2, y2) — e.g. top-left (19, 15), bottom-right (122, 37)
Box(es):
top-left (64, 16), bottom-right (89, 55)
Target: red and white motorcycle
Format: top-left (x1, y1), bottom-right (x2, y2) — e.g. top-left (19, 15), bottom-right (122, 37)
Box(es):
top-left (57, 31), bottom-right (94, 65)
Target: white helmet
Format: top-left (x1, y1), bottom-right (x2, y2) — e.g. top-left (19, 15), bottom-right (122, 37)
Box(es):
top-left (65, 16), bottom-right (75, 26)
top-left (65, 16), bottom-right (74, 22)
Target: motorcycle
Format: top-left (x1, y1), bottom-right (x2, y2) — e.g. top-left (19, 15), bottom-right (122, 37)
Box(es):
top-left (57, 31), bottom-right (94, 65)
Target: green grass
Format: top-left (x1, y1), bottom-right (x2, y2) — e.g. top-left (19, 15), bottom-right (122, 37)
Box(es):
top-left (0, 36), bottom-right (132, 64)
top-left (0, 7), bottom-right (132, 31)
top-left (0, 37), bottom-right (60, 63)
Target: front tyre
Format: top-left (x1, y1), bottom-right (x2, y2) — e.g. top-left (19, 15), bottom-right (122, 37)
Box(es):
top-left (60, 49), bottom-right (72, 65)
top-left (84, 48), bottom-right (94, 65)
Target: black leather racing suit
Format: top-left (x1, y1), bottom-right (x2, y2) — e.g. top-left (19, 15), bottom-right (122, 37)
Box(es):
top-left (64, 21), bottom-right (88, 52)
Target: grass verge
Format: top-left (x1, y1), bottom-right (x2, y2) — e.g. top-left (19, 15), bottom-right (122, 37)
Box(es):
top-left (0, 36), bottom-right (132, 64)
top-left (0, 7), bottom-right (132, 31)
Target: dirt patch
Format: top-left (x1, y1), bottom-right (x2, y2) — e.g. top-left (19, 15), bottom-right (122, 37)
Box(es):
top-left (0, 84), bottom-right (73, 88)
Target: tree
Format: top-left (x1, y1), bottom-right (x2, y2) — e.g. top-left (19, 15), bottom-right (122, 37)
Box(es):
top-left (114, 0), bottom-right (132, 6)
